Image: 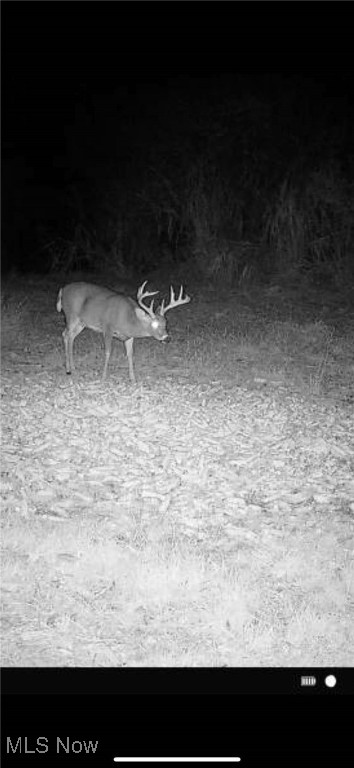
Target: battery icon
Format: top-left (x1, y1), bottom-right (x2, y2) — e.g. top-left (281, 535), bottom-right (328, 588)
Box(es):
top-left (301, 676), bottom-right (317, 686)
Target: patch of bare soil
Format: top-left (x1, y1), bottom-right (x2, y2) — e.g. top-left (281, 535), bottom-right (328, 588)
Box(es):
top-left (1, 276), bottom-right (354, 666)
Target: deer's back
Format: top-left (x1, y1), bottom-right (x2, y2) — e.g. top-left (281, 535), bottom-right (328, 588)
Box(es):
top-left (61, 282), bottom-right (137, 335)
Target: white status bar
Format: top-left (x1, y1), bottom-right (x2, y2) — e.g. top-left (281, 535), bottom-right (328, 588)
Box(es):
top-left (113, 760), bottom-right (241, 764)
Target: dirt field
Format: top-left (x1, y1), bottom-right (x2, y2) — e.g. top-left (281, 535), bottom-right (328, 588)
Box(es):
top-left (1, 275), bottom-right (354, 666)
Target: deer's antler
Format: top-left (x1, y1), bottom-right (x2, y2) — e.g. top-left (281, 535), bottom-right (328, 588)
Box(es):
top-left (136, 280), bottom-right (159, 318)
top-left (159, 285), bottom-right (191, 316)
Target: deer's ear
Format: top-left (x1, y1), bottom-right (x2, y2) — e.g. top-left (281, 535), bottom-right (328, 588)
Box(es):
top-left (135, 306), bottom-right (150, 323)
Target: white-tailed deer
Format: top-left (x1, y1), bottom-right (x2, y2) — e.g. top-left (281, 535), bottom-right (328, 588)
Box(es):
top-left (56, 281), bottom-right (190, 383)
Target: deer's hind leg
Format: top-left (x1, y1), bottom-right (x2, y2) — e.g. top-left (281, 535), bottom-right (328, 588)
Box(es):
top-left (63, 320), bottom-right (84, 374)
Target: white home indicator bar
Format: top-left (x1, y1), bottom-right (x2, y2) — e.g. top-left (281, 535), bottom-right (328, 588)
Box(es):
top-left (114, 760), bottom-right (241, 764)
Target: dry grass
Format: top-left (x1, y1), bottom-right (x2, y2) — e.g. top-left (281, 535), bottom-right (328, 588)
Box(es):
top-left (1, 275), bottom-right (354, 666)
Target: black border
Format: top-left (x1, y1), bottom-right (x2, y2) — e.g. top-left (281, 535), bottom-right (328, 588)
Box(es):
top-left (2, 688), bottom-right (350, 768)
top-left (2, 667), bottom-right (353, 695)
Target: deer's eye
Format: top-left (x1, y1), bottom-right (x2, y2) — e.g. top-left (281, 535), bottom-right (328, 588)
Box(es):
top-left (151, 319), bottom-right (159, 330)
